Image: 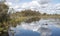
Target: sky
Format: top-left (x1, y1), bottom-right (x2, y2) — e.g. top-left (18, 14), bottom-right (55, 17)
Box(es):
top-left (5, 0), bottom-right (60, 14)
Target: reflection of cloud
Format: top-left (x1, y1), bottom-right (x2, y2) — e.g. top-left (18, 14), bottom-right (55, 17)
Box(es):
top-left (38, 27), bottom-right (52, 36)
top-left (18, 22), bottom-right (41, 32)
top-left (19, 22), bottom-right (52, 36)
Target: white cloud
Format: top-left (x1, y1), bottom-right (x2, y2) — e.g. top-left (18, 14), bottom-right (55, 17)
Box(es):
top-left (33, 0), bottom-right (51, 4)
top-left (55, 3), bottom-right (60, 10)
top-left (5, 0), bottom-right (60, 14)
top-left (5, 2), bottom-right (14, 8)
top-left (5, 2), bottom-right (12, 6)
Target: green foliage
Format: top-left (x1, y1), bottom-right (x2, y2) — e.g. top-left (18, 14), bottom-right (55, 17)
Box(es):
top-left (11, 10), bottom-right (41, 17)
top-left (0, 3), bottom-right (9, 23)
top-left (0, 28), bottom-right (4, 31)
top-left (21, 10), bottom-right (40, 16)
top-left (43, 13), bottom-right (47, 15)
top-left (0, 3), bottom-right (10, 36)
top-left (9, 10), bottom-right (41, 24)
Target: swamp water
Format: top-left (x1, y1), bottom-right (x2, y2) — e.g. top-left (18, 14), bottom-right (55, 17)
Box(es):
top-left (9, 18), bottom-right (60, 36)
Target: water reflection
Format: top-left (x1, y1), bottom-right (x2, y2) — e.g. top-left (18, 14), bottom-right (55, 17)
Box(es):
top-left (39, 24), bottom-right (52, 36)
top-left (9, 18), bottom-right (60, 36)
top-left (25, 17), bottom-right (41, 23)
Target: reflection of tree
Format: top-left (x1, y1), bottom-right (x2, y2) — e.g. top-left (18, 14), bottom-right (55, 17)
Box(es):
top-left (25, 17), bottom-right (41, 23)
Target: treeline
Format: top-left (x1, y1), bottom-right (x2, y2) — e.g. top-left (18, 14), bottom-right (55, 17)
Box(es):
top-left (10, 9), bottom-right (49, 18)
top-left (11, 10), bottom-right (41, 17)
top-left (20, 10), bottom-right (41, 16)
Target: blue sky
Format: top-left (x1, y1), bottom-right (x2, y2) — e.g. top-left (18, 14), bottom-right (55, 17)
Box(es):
top-left (6, 0), bottom-right (60, 3)
top-left (52, 0), bottom-right (60, 3)
top-left (6, 0), bottom-right (32, 4)
top-left (5, 0), bottom-right (60, 14)
top-left (19, 0), bottom-right (32, 3)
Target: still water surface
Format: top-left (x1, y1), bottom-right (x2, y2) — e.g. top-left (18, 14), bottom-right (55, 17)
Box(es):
top-left (9, 18), bottom-right (60, 36)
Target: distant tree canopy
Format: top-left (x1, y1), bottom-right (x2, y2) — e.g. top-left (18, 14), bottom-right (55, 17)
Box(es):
top-left (14, 10), bottom-right (41, 17)
top-left (0, 3), bottom-right (9, 23)
top-left (43, 13), bottom-right (47, 15)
